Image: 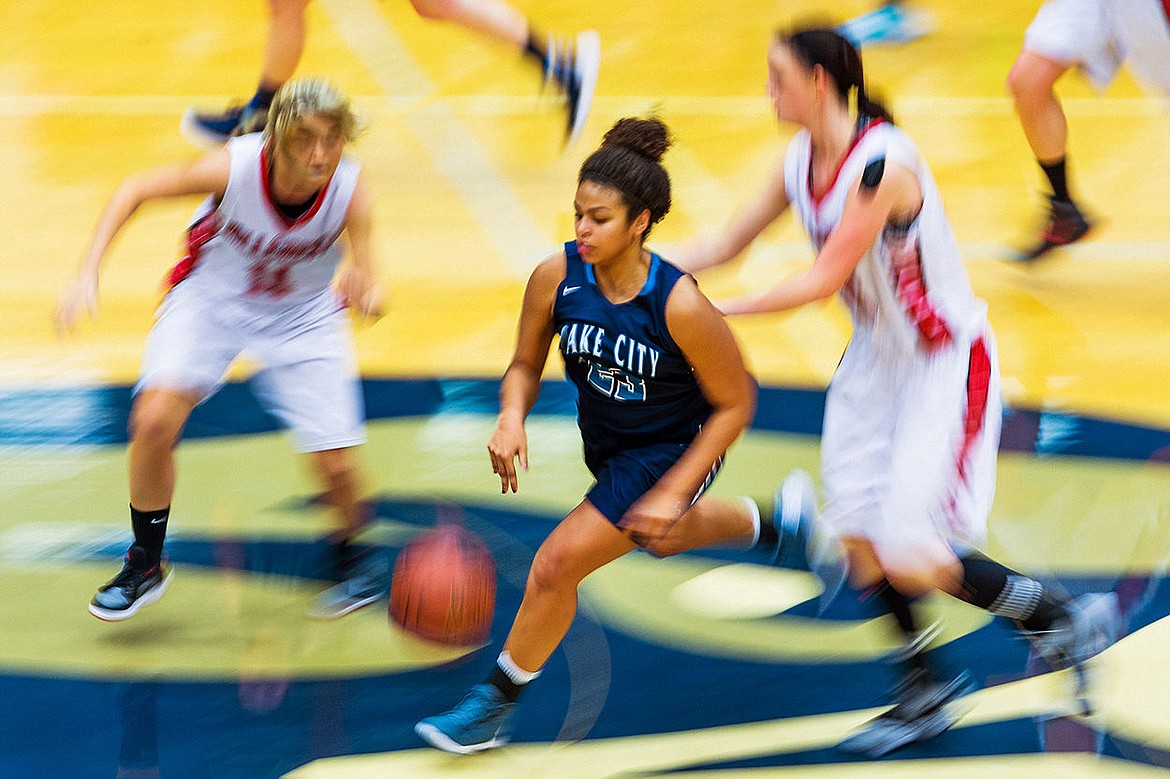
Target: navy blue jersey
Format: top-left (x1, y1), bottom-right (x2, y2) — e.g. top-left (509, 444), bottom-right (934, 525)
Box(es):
top-left (554, 241), bottom-right (712, 471)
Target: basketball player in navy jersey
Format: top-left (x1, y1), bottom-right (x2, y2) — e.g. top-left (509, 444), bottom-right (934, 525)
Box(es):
top-left (57, 77), bottom-right (385, 623)
top-left (415, 117), bottom-right (791, 754)
top-left (673, 27), bottom-right (1121, 756)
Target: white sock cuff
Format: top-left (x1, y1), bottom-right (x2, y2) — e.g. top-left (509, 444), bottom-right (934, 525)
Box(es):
top-left (498, 650), bottom-right (541, 685)
top-left (742, 496), bottom-right (762, 548)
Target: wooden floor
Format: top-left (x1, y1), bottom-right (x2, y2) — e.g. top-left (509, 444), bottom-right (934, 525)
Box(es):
top-left (3, 1), bottom-right (1170, 777)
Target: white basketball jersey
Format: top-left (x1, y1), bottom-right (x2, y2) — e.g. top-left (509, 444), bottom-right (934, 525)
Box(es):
top-left (173, 133), bottom-right (360, 305)
top-left (1110, 0), bottom-right (1170, 91)
top-left (784, 119), bottom-right (986, 363)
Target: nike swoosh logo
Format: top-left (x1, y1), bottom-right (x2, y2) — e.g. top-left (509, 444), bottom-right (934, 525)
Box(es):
top-left (562, 285), bottom-right (581, 296)
top-left (150, 517), bottom-right (167, 524)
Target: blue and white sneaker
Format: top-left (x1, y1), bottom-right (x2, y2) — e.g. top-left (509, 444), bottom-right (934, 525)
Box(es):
top-left (774, 469), bottom-right (849, 610)
top-left (180, 102), bottom-right (269, 147)
top-left (415, 684), bottom-right (516, 754)
top-left (544, 31), bottom-right (600, 146)
top-left (773, 469), bottom-right (817, 570)
top-left (89, 545), bottom-right (172, 621)
top-left (839, 3), bottom-right (934, 47)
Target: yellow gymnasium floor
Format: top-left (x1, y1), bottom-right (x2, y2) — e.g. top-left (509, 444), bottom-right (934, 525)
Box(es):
top-left (2, 1), bottom-right (1169, 777)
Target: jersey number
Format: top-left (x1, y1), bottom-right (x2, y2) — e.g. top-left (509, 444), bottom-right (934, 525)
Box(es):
top-left (247, 261), bottom-right (291, 297)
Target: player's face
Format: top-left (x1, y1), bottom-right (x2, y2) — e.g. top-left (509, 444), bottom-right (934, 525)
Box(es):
top-left (573, 180), bottom-right (648, 265)
top-left (767, 42), bottom-right (816, 126)
top-left (277, 113), bottom-right (345, 187)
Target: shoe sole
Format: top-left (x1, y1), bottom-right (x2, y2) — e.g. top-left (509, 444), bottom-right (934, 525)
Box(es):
top-left (88, 568), bottom-right (173, 622)
top-left (414, 722), bottom-right (510, 754)
top-left (566, 31), bottom-right (600, 146)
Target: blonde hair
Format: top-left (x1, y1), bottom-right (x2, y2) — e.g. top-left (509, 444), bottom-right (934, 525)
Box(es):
top-left (264, 76), bottom-right (361, 146)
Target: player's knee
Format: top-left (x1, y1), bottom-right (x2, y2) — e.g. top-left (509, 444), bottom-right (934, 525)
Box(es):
top-left (128, 404), bottom-right (184, 450)
top-left (313, 449), bottom-right (355, 490)
top-left (526, 543), bottom-right (579, 595)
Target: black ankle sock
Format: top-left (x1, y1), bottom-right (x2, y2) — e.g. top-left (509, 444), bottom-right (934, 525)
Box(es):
top-left (1039, 157), bottom-right (1071, 202)
top-left (486, 663), bottom-right (527, 703)
top-left (955, 551), bottom-right (1068, 630)
top-left (956, 551), bottom-right (1011, 608)
top-left (130, 504), bottom-right (169, 568)
top-left (875, 581), bottom-right (919, 635)
top-left (872, 581), bottom-right (935, 677)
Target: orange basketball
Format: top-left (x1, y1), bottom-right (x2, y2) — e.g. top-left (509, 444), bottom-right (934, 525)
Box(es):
top-left (388, 523), bottom-right (496, 646)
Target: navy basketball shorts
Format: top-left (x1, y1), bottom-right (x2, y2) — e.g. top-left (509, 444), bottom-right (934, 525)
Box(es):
top-left (585, 442), bottom-right (720, 525)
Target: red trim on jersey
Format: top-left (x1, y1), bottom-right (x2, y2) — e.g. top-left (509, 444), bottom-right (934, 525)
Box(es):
top-left (808, 117), bottom-right (886, 208)
top-left (167, 212), bottom-right (219, 288)
top-left (258, 143), bottom-right (331, 229)
top-left (891, 238), bottom-right (953, 350)
top-left (1162, 0), bottom-right (1170, 26)
top-left (957, 337), bottom-right (991, 482)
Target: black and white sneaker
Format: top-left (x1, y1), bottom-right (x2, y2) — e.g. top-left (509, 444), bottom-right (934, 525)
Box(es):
top-left (89, 545), bottom-right (172, 622)
top-left (838, 669), bottom-right (972, 757)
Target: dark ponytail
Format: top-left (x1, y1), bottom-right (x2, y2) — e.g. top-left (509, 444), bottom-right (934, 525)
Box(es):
top-left (782, 26), bottom-right (894, 124)
top-left (579, 117), bottom-right (673, 240)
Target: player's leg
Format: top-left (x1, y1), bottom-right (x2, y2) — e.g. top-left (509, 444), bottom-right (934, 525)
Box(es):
top-left (182, 0), bottom-right (311, 145)
top-left (91, 289), bottom-right (233, 621)
top-left (837, 344), bottom-right (974, 756)
top-left (89, 389), bottom-right (198, 621)
top-left (409, 0), bottom-right (599, 144)
top-left (415, 501), bottom-right (634, 753)
top-left (251, 306), bottom-right (375, 618)
top-left (1006, 0), bottom-right (1114, 259)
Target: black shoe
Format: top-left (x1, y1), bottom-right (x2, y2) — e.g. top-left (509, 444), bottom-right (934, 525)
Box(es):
top-left (89, 545), bottom-right (172, 621)
top-left (1018, 196), bottom-right (1093, 261)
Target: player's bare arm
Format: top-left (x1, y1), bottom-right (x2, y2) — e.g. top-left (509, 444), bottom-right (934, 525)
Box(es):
top-left (671, 158), bottom-right (790, 274)
top-left (56, 148), bottom-right (233, 334)
top-left (487, 252), bottom-right (564, 493)
top-left (337, 174), bottom-right (383, 318)
top-left (721, 160), bottom-right (919, 316)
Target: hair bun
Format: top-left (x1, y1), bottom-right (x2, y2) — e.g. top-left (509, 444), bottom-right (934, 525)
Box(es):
top-left (600, 117), bottom-right (672, 162)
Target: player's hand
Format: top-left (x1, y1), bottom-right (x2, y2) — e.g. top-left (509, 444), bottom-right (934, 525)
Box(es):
top-left (620, 488), bottom-right (686, 551)
top-left (336, 265), bottom-right (385, 320)
top-left (54, 273), bottom-right (100, 337)
top-left (487, 421), bottom-right (528, 494)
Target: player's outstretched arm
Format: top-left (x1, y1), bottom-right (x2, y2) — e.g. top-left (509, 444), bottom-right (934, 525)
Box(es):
top-left (56, 148), bottom-right (232, 335)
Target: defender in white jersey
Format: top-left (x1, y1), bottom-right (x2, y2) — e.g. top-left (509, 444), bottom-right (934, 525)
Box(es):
top-left (675, 26), bottom-right (1120, 757)
top-left (57, 77), bottom-right (385, 622)
top-left (1008, 0), bottom-right (1170, 259)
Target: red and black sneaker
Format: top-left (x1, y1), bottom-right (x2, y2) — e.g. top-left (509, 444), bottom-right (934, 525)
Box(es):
top-left (1019, 195), bottom-right (1093, 261)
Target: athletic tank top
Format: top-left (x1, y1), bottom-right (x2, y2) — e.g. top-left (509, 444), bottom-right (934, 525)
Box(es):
top-left (554, 241), bottom-right (712, 465)
top-left (784, 119), bottom-right (986, 362)
top-left (169, 133), bottom-right (360, 306)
